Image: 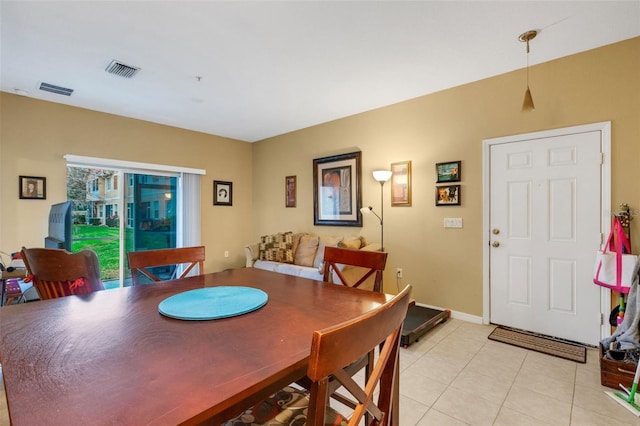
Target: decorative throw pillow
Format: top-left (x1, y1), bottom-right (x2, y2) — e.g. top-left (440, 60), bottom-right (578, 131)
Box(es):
top-left (313, 235), bottom-right (344, 269)
top-left (291, 233), bottom-right (304, 258)
top-left (294, 234), bottom-right (319, 267)
top-left (360, 242), bottom-right (382, 252)
top-left (259, 232), bottom-right (294, 263)
top-left (338, 236), bottom-right (363, 250)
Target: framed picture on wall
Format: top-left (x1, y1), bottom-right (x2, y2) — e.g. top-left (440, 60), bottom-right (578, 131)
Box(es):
top-left (285, 175), bottom-right (296, 207)
top-left (436, 160), bottom-right (461, 183)
top-left (390, 160), bottom-right (411, 206)
top-left (19, 175), bottom-right (46, 200)
top-left (214, 180), bottom-right (232, 206)
top-left (435, 185), bottom-right (460, 206)
top-left (313, 151), bottom-right (362, 226)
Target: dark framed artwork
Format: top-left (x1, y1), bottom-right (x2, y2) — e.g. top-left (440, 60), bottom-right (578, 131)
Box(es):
top-left (19, 175), bottom-right (46, 199)
top-left (313, 151), bottom-right (362, 226)
top-left (285, 175), bottom-right (297, 208)
top-left (436, 160), bottom-right (461, 183)
top-left (213, 180), bottom-right (232, 206)
top-left (390, 160), bottom-right (411, 206)
top-left (436, 185), bottom-right (461, 206)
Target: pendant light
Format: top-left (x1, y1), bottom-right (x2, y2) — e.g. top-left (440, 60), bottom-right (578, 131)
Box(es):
top-left (519, 30), bottom-right (538, 112)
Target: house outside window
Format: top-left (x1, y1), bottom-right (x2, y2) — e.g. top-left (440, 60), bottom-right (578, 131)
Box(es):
top-left (127, 203), bottom-right (134, 229)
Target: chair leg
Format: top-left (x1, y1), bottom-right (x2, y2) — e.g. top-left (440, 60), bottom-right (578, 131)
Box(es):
top-left (364, 349), bottom-right (375, 425)
top-left (392, 360), bottom-right (399, 426)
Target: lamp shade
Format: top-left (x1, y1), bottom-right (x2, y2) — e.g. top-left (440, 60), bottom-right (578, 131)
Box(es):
top-left (522, 86), bottom-right (535, 111)
top-left (372, 170), bottom-right (392, 182)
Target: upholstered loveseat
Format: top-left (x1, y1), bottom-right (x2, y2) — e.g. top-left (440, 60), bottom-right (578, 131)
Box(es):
top-left (244, 232), bottom-right (381, 289)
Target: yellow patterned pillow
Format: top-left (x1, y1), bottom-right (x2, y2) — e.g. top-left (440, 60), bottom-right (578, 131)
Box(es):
top-left (259, 232), bottom-right (294, 263)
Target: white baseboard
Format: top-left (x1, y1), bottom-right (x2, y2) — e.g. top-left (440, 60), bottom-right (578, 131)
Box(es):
top-left (413, 301), bottom-right (484, 324)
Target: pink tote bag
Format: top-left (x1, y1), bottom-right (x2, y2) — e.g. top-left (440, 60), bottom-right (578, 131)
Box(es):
top-left (593, 217), bottom-right (637, 294)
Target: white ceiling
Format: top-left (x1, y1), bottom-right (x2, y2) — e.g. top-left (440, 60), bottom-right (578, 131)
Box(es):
top-left (1, 1), bottom-right (639, 142)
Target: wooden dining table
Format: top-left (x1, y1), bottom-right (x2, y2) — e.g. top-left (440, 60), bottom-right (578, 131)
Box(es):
top-left (0, 267), bottom-right (391, 425)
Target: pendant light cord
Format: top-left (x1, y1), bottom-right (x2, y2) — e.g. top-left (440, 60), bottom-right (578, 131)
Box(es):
top-left (526, 39), bottom-right (530, 88)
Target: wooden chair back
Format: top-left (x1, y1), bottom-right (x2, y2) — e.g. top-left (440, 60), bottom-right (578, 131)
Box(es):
top-left (307, 284), bottom-right (411, 426)
top-left (322, 246), bottom-right (388, 292)
top-left (127, 246), bottom-right (205, 285)
top-left (21, 247), bottom-right (104, 300)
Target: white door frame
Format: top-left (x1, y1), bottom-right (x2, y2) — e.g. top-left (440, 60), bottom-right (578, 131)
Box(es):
top-left (482, 122), bottom-right (612, 341)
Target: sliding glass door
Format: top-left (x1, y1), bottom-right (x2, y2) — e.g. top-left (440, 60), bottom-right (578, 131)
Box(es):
top-left (67, 167), bottom-right (178, 288)
top-left (121, 173), bottom-right (177, 285)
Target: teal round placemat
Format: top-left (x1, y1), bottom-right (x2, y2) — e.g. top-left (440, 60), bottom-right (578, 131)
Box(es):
top-left (158, 286), bottom-right (268, 320)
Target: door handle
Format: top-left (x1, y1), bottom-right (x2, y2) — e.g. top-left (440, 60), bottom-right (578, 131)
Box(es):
top-left (492, 241), bottom-right (500, 248)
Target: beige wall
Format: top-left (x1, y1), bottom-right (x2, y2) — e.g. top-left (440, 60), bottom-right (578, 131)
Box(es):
top-left (252, 37), bottom-right (640, 316)
top-left (1, 37), bottom-right (638, 318)
top-left (0, 94), bottom-right (253, 273)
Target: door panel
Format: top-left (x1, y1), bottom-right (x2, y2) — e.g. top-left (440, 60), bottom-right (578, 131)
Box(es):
top-left (508, 256), bottom-right (531, 305)
top-left (508, 181), bottom-right (531, 238)
top-left (490, 131), bottom-right (603, 345)
top-left (549, 258), bottom-right (575, 313)
top-left (122, 173), bottom-right (177, 286)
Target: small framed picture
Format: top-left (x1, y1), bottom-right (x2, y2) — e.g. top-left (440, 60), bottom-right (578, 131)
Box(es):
top-left (214, 180), bottom-right (232, 206)
top-left (285, 175), bottom-right (296, 208)
top-left (19, 175), bottom-right (46, 200)
top-left (436, 160), bottom-right (461, 183)
top-left (435, 185), bottom-right (460, 206)
top-left (390, 161), bottom-right (411, 206)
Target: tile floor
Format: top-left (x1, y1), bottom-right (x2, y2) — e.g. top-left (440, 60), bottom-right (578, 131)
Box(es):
top-left (394, 318), bottom-right (640, 425)
top-left (1, 318), bottom-right (639, 425)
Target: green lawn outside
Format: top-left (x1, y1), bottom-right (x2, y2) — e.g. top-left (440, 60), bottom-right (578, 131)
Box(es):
top-left (72, 225), bottom-right (120, 280)
top-left (71, 225), bottom-right (172, 281)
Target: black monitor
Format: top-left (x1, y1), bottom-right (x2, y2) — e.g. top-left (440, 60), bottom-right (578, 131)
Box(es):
top-left (45, 201), bottom-right (72, 251)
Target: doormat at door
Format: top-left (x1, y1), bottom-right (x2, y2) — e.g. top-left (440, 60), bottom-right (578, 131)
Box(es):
top-left (488, 326), bottom-right (587, 363)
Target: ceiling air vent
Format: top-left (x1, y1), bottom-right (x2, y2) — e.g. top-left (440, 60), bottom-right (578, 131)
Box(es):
top-left (105, 60), bottom-right (140, 78)
top-left (39, 82), bottom-right (73, 96)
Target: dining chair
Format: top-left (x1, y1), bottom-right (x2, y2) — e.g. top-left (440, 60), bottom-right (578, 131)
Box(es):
top-left (322, 246), bottom-right (388, 293)
top-left (127, 246), bottom-right (205, 285)
top-left (312, 246), bottom-right (390, 416)
top-left (223, 284), bottom-right (412, 426)
top-left (21, 247), bottom-right (104, 300)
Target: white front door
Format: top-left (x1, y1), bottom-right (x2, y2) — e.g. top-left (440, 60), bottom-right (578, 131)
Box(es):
top-left (485, 123), bottom-right (610, 346)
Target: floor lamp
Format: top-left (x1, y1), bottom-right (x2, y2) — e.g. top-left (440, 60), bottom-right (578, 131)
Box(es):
top-left (361, 170), bottom-right (392, 251)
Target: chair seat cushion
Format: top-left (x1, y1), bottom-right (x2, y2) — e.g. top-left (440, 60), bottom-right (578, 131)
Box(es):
top-left (223, 386), bottom-right (347, 426)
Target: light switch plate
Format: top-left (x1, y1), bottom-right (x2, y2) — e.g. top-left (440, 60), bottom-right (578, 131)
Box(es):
top-left (444, 218), bottom-right (463, 228)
